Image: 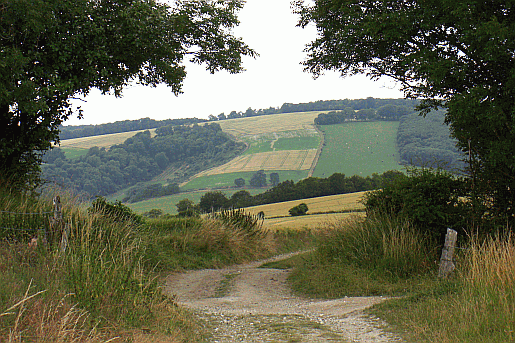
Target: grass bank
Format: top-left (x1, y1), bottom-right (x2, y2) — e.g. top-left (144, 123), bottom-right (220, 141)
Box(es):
top-left (0, 188), bottom-right (313, 341)
top-left (285, 214), bottom-right (515, 342)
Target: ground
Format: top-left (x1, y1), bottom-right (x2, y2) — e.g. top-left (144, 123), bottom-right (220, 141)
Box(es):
top-left (165, 253), bottom-right (404, 342)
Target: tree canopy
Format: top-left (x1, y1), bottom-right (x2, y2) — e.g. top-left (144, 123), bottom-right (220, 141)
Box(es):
top-left (0, 0), bottom-right (256, 188)
top-left (294, 0), bottom-right (515, 224)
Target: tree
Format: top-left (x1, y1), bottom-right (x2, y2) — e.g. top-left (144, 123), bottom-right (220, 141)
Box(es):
top-left (1, 0), bottom-right (256, 189)
top-left (198, 191), bottom-right (229, 213)
top-left (230, 190), bottom-right (253, 208)
top-left (294, 0), bottom-right (515, 224)
top-left (289, 203), bottom-right (308, 216)
top-left (234, 177), bottom-right (245, 188)
top-left (269, 172), bottom-right (280, 187)
top-left (176, 198), bottom-right (196, 217)
top-left (249, 170), bottom-right (267, 187)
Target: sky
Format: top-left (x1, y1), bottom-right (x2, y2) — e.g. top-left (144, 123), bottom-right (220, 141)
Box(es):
top-left (66, 0), bottom-right (404, 126)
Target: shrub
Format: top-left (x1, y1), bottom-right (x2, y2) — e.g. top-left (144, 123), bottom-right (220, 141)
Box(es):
top-left (289, 203), bottom-right (308, 216)
top-left (363, 166), bottom-right (469, 238)
top-left (88, 196), bottom-right (142, 225)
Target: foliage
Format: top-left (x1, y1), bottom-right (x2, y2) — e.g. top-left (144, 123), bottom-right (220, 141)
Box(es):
top-left (294, 0), bottom-right (515, 226)
top-left (289, 203), bottom-right (309, 216)
top-left (176, 198), bottom-right (197, 217)
top-left (141, 209), bottom-right (163, 218)
top-left (269, 172), bottom-right (280, 187)
top-left (363, 167), bottom-right (469, 238)
top-left (42, 123), bottom-right (245, 197)
top-left (314, 104), bottom-right (411, 125)
top-left (210, 208), bottom-right (264, 238)
top-left (234, 177), bottom-right (245, 187)
top-left (397, 110), bottom-right (464, 170)
top-left (198, 191), bottom-right (230, 213)
top-left (123, 183), bottom-right (180, 204)
top-left (59, 117), bottom-right (205, 140)
top-left (88, 197), bottom-right (142, 226)
top-left (249, 170), bottom-right (267, 187)
top-left (1, 0), bottom-right (256, 189)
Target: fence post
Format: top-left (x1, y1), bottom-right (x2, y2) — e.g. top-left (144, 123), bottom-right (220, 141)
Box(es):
top-left (438, 228), bottom-right (458, 278)
top-left (50, 195), bottom-right (69, 251)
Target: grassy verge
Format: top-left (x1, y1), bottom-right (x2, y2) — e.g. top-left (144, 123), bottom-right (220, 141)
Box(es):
top-left (282, 214), bottom-right (515, 342)
top-left (371, 234), bottom-right (515, 342)
top-left (0, 187), bottom-right (314, 341)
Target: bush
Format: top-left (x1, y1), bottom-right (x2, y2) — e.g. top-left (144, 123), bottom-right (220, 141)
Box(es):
top-left (88, 196), bottom-right (142, 225)
top-left (289, 203), bottom-right (308, 216)
top-left (363, 166), bottom-right (469, 238)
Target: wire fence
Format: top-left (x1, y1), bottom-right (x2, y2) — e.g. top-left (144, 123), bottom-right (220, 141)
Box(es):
top-left (0, 196), bottom-right (69, 250)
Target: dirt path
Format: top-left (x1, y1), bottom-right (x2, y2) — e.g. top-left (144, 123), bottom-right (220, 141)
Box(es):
top-left (165, 253), bottom-right (404, 342)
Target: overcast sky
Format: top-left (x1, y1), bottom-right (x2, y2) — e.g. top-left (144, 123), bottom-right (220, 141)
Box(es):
top-left (66, 0), bottom-right (404, 126)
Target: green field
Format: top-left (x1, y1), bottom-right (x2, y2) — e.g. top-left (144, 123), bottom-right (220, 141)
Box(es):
top-left (126, 188), bottom-right (265, 215)
top-left (61, 147), bottom-right (88, 160)
top-left (241, 130), bottom-right (320, 155)
top-left (274, 135), bottom-right (320, 151)
top-left (181, 170), bottom-right (308, 191)
top-left (313, 121), bottom-right (402, 178)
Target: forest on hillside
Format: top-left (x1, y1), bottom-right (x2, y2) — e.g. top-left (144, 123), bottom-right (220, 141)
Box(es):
top-left (59, 98), bottom-right (418, 140)
top-left (59, 117), bottom-right (206, 140)
top-left (397, 111), bottom-right (465, 170)
top-left (43, 123), bottom-right (245, 197)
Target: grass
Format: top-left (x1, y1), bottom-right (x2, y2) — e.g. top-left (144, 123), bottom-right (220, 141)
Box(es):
top-left (61, 147), bottom-right (89, 160)
top-left (245, 191), bottom-right (367, 218)
top-left (0, 186), bottom-right (315, 341)
top-left (287, 215), bottom-right (438, 298)
top-left (371, 233), bottom-right (515, 342)
top-left (121, 188), bottom-right (265, 215)
top-left (216, 111), bottom-right (323, 138)
top-left (313, 121), bottom-right (402, 178)
top-left (181, 170), bottom-right (308, 191)
top-left (273, 135), bottom-right (320, 151)
top-left (58, 129), bottom-right (157, 149)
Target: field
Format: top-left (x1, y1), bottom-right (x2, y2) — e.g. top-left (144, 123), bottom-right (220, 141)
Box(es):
top-left (313, 121), bottom-right (402, 178)
top-left (180, 170), bottom-right (308, 191)
top-left (241, 191), bottom-right (367, 230)
top-left (124, 188), bottom-right (265, 214)
top-left (58, 128), bottom-right (157, 150)
top-left (61, 147), bottom-right (89, 160)
top-left (245, 191), bottom-right (367, 218)
top-left (195, 150), bottom-right (317, 177)
top-left (264, 212), bottom-right (364, 230)
top-left (216, 111), bottom-right (324, 138)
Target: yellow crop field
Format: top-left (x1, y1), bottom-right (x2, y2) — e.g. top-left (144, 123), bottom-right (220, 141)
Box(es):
top-left (195, 149), bottom-right (318, 177)
top-left (264, 212), bottom-right (365, 230)
top-left (243, 191), bottom-right (368, 230)
top-left (245, 191), bottom-right (367, 218)
top-left (58, 129), bottom-right (157, 150)
top-left (217, 111), bottom-right (324, 138)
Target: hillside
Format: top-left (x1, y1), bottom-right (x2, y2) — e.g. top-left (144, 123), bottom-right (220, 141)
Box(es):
top-left (46, 98), bottom-right (460, 214)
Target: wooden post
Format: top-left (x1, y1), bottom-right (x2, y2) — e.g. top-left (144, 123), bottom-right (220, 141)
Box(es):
top-left (438, 228), bottom-right (458, 278)
top-left (49, 195), bottom-right (63, 249)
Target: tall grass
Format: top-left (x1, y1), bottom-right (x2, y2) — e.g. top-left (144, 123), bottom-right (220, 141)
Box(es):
top-left (373, 232), bottom-right (515, 342)
top-left (289, 214), bottom-right (438, 297)
top-left (317, 214), bottom-right (436, 278)
top-left (0, 187), bottom-right (179, 341)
